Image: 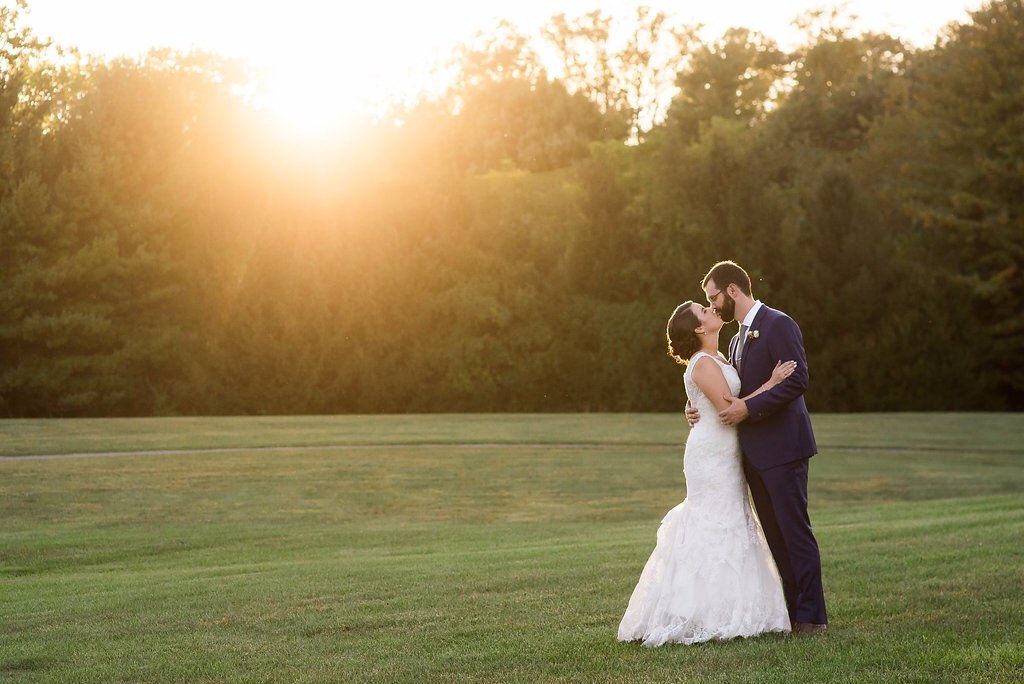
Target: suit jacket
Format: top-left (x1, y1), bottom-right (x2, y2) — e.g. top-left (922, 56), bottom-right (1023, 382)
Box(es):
top-left (729, 304), bottom-right (817, 471)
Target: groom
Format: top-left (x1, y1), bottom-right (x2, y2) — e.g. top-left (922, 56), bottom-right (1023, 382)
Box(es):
top-left (685, 260), bottom-right (827, 635)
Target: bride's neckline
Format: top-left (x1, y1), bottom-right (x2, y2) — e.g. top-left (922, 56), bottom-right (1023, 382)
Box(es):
top-left (690, 350), bottom-right (730, 367)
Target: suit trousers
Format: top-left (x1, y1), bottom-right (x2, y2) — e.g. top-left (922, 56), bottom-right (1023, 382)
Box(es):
top-left (743, 457), bottom-right (827, 625)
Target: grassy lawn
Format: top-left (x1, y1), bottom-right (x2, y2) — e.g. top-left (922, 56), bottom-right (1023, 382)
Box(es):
top-left (2, 414), bottom-right (1022, 682)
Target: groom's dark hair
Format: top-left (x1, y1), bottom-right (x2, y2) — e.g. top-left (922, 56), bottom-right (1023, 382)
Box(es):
top-left (702, 261), bottom-right (752, 296)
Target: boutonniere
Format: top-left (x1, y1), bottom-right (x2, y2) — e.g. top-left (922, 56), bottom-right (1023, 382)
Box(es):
top-left (746, 330), bottom-right (760, 343)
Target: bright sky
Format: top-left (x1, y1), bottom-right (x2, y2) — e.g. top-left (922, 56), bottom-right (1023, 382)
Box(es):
top-left (22, 0), bottom-right (984, 133)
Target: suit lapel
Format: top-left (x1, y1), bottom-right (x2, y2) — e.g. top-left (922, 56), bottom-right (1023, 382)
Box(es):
top-left (739, 305), bottom-right (771, 386)
top-left (728, 333), bottom-right (739, 369)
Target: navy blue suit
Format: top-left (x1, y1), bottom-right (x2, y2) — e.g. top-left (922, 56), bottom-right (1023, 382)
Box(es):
top-left (729, 304), bottom-right (827, 625)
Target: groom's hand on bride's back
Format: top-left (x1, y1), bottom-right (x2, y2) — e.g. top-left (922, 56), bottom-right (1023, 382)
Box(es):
top-left (685, 402), bottom-right (700, 426)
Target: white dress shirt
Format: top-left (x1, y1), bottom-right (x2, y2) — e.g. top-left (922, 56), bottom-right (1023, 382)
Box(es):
top-left (734, 300), bottom-right (763, 369)
top-left (741, 300), bottom-right (763, 328)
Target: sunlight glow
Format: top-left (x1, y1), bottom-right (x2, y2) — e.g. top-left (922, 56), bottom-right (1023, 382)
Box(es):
top-left (23, 0), bottom-right (987, 140)
top-left (256, 66), bottom-right (356, 138)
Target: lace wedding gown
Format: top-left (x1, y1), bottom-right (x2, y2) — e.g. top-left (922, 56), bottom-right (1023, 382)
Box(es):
top-left (617, 351), bottom-right (791, 646)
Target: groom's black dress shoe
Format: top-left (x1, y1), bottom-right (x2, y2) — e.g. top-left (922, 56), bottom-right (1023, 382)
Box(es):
top-left (792, 622), bottom-right (827, 635)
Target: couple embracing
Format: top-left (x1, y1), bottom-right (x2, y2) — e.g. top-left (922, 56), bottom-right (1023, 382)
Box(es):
top-left (618, 260), bottom-right (827, 647)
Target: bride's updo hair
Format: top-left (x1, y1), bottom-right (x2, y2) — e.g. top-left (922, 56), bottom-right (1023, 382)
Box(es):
top-left (667, 301), bottom-right (701, 366)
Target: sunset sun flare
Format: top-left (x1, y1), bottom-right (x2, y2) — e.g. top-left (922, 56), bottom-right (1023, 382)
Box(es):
top-left (257, 66), bottom-right (359, 137)
top-left (21, 0), bottom-right (985, 141)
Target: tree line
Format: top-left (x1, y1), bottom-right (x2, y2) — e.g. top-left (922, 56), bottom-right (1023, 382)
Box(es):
top-left (1, 0), bottom-right (1021, 416)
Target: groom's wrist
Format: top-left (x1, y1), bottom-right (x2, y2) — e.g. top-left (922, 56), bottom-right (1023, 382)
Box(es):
top-left (746, 394), bottom-right (767, 419)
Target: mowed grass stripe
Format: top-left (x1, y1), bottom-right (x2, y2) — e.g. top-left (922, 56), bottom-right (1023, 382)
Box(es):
top-left (5, 495), bottom-right (1020, 595)
top-left (4, 444), bottom-right (1021, 536)
top-left (2, 413), bottom-right (1022, 456)
top-left (5, 441), bottom-right (1024, 462)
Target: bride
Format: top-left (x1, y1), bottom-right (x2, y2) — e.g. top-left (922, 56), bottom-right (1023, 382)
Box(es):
top-left (617, 300), bottom-right (795, 647)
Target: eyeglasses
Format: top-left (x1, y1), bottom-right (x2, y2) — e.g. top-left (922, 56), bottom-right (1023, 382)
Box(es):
top-left (707, 289), bottom-right (723, 303)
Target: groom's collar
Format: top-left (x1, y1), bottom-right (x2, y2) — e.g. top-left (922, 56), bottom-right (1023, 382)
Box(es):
top-left (741, 300), bottom-right (763, 328)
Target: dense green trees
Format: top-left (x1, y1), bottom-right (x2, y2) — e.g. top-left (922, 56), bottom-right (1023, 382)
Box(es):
top-left (858, 0), bottom-right (1024, 405)
top-left (1, 1), bottom-right (1021, 416)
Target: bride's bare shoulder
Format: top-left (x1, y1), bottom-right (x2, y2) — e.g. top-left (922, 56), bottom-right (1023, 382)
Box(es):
top-left (690, 353), bottom-right (725, 379)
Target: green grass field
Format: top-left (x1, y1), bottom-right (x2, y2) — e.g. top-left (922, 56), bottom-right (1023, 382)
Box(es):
top-left (2, 414), bottom-right (1022, 682)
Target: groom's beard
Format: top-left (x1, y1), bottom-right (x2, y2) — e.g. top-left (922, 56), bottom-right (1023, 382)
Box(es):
top-left (717, 294), bottom-right (736, 322)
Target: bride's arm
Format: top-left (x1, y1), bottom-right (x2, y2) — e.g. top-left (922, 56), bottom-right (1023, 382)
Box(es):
top-left (690, 357), bottom-right (734, 413)
top-left (741, 361), bottom-right (797, 401)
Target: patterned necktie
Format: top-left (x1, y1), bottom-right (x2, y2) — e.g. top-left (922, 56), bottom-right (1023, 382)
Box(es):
top-left (736, 323), bottom-right (749, 369)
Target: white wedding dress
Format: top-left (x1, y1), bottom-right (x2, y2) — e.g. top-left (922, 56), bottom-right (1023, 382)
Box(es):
top-left (617, 351), bottom-right (791, 646)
